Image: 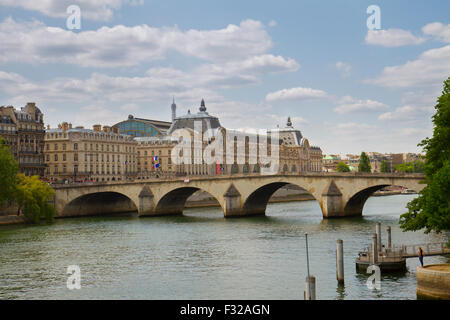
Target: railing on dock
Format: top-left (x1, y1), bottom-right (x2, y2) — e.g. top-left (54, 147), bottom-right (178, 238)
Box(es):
top-left (358, 242), bottom-right (449, 262)
top-left (393, 242), bottom-right (450, 258)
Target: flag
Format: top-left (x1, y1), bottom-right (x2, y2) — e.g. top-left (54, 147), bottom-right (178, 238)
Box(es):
top-left (216, 159), bottom-right (220, 175)
top-left (155, 163), bottom-right (160, 168)
top-left (153, 156), bottom-right (158, 161)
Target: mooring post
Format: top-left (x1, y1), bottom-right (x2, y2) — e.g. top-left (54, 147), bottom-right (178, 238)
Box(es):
top-left (372, 233), bottom-right (378, 264)
top-left (376, 222), bottom-right (382, 251)
top-left (387, 226), bottom-right (392, 250)
top-left (336, 239), bottom-right (344, 284)
top-left (304, 233), bottom-right (315, 300)
top-left (305, 276), bottom-right (316, 300)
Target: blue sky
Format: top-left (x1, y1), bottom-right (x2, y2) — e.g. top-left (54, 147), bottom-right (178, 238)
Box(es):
top-left (0, 0), bottom-right (449, 154)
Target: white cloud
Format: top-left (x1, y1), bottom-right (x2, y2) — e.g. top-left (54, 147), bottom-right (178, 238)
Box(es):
top-left (366, 45), bottom-right (450, 88)
top-left (365, 29), bottom-right (426, 47)
top-left (422, 22), bottom-right (450, 43)
top-left (74, 104), bottom-right (125, 127)
top-left (266, 87), bottom-right (327, 102)
top-left (0, 18), bottom-right (277, 68)
top-left (334, 122), bottom-right (377, 131)
top-left (334, 96), bottom-right (388, 114)
top-left (378, 105), bottom-right (433, 121)
top-left (120, 103), bottom-right (141, 112)
top-left (0, 0), bottom-right (143, 21)
top-left (335, 61), bottom-right (351, 77)
top-left (268, 20), bottom-right (277, 27)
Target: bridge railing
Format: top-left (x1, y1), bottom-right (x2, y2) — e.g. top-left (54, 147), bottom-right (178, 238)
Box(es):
top-left (392, 243), bottom-right (449, 257)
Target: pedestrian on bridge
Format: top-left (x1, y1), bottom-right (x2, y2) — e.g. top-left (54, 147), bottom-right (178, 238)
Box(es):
top-left (418, 246), bottom-right (424, 267)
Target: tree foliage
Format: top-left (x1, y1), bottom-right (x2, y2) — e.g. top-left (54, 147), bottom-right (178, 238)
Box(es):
top-left (394, 160), bottom-right (425, 173)
top-left (399, 77), bottom-right (450, 234)
top-left (336, 162), bottom-right (350, 172)
top-left (14, 174), bottom-right (55, 223)
top-left (0, 137), bottom-right (19, 207)
top-left (358, 152), bottom-right (372, 172)
top-left (380, 160), bottom-right (389, 173)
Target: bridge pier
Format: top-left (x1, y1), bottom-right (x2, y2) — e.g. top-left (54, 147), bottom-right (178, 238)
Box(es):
top-left (223, 184), bottom-right (245, 217)
top-left (320, 180), bottom-right (346, 218)
top-left (138, 185), bottom-right (155, 216)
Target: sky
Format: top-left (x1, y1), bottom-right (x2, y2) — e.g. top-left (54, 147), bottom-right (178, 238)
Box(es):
top-left (0, 0), bottom-right (449, 155)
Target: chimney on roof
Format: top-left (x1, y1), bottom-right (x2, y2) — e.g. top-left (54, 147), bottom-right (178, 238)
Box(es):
top-left (93, 124), bottom-right (101, 132)
top-left (103, 125), bottom-right (111, 133)
top-left (68, 123), bottom-right (72, 129)
top-left (112, 126), bottom-right (119, 134)
top-left (47, 124), bottom-right (50, 130)
top-left (75, 126), bottom-right (84, 129)
top-left (62, 122), bottom-right (69, 131)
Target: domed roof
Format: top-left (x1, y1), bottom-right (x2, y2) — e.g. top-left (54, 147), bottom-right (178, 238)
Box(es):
top-left (168, 99), bottom-right (222, 134)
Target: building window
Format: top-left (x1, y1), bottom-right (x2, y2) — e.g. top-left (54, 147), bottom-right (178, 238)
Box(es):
top-left (54, 154), bottom-right (58, 161)
top-left (74, 143), bottom-right (78, 150)
top-left (74, 153), bottom-right (78, 161)
top-left (54, 143), bottom-right (58, 150)
top-left (46, 144), bottom-right (50, 151)
top-left (63, 154), bottom-right (66, 161)
top-left (62, 143), bottom-right (66, 150)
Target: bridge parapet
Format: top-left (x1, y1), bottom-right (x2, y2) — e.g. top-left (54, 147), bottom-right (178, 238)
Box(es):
top-left (51, 173), bottom-right (425, 219)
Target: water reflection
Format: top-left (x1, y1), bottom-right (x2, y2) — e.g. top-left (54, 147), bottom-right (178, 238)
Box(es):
top-left (0, 194), bottom-right (448, 300)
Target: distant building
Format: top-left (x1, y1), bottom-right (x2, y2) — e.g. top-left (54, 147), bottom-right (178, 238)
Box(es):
top-left (135, 100), bottom-right (323, 176)
top-left (268, 117), bottom-right (323, 173)
top-left (112, 114), bottom-right (171, 138)
top-left (135, 136), bottom-right (178, 178)
top-left (44, 122), bottom-right (137, 182)
top-left (0, 102), bottom-right (46, 176)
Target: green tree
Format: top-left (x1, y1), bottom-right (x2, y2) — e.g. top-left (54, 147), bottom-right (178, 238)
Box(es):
top-left (358, 152), bottom-right (372, 172)
top-left (399, 77), bottom-right (450, 234)
top-left (395, 163), bottom-right (414, 173)
top-left (0, 137), bottom-right (19, 207)
top-left (412, 159), bottom-right (425, 173)
top-left (14, 174), bottom-right (55, 223)
top-left (380, 160), bottom-right (389, 173)
top-left (336, 162), bottom-right (350, 172)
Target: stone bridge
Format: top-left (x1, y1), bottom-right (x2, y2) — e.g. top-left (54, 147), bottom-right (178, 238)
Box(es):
top-left (51, 172), bottom-right (425, 219)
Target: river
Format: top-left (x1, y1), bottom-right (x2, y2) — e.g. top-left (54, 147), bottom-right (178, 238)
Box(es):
top-left (0, 194), bottom-right (448, 300)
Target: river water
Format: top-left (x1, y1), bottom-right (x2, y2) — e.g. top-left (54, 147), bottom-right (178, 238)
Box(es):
top-left (0, 194), bottom-right (448, 300)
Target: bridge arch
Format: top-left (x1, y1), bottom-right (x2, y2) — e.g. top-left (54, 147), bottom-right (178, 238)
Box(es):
top-left (154, 186), bottom-right (225, 216)
top-left (61, 191), bottom-right (138, 217)
top-left (344, 182), bottom-right (421, 216)
top-left (242, 181), bottom-right (319, 216)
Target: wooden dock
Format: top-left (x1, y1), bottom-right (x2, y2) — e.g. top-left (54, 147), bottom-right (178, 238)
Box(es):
top-left (356, 242), bottom-right (449, 272)
top-left (395, 243), bottom-right (450, 258)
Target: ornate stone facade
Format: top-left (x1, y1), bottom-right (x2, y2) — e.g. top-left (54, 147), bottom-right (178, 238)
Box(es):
top-left (134, 99), bottom-right (323, 176)
top-left (0, 102), bottom-right (45, 176)
top-left (44, 122), bottom-right (137, 182)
